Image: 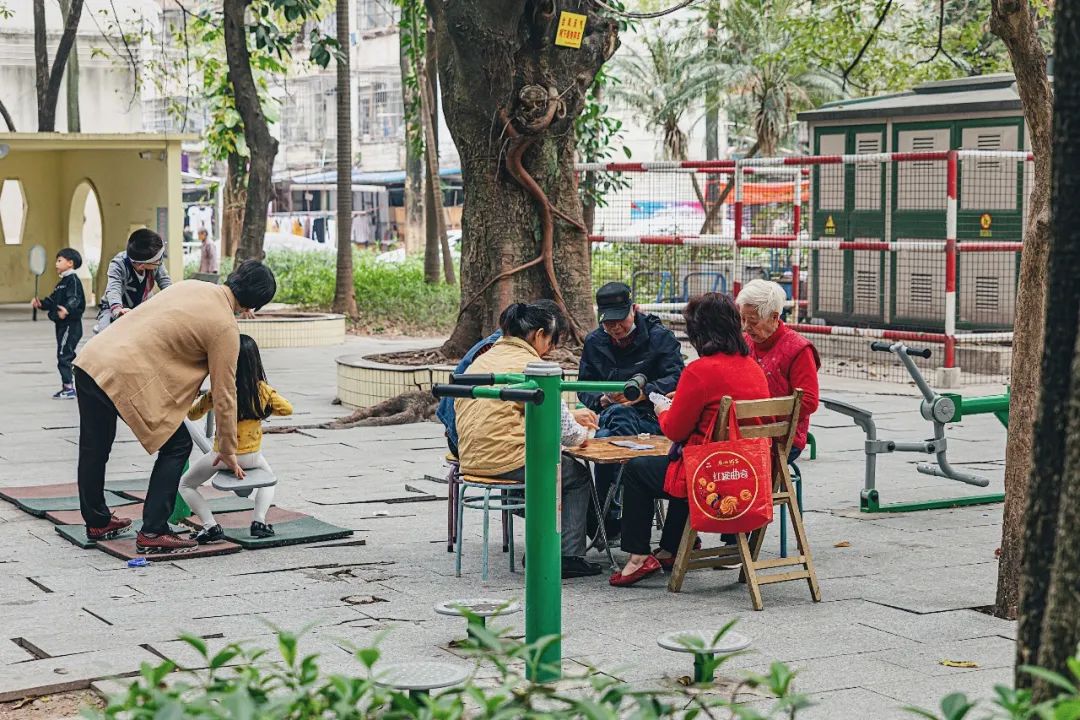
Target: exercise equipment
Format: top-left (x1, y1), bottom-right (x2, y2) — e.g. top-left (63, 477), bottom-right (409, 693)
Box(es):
top-left (656, 629), bottom-right (752, 684)
top-left (822, 341), bottom-right (1007, 513)
top-left (433, 364), bottom-right (626, 682)
top-left (182, 419), bottom-right (277, 498)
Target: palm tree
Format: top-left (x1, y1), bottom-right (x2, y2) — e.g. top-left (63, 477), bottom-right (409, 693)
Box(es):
top-left (719, 0), bottom-right (840, 156)
top-left (611, 25), bottom-right (711, 205)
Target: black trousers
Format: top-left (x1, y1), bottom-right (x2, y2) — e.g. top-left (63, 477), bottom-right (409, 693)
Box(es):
top-left (619, 455), bottom-right (689, 556)
top-left (75, 368), bottom-right (192, 533)
top-left (55, 321), bottom-right (82, 386)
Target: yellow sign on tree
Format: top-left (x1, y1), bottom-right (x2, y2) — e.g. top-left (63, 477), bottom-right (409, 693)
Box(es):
top-left (555, 11), bottom-right (586, 48)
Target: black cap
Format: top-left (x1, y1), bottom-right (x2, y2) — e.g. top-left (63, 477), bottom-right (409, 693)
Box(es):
top-left (596, 282), bottom-right (632, 323)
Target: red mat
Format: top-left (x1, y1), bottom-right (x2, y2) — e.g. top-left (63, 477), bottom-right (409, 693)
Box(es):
top-left (46, 503), bottom-right (145, 526)
top-left (96, 536), bottom-right (241, 561)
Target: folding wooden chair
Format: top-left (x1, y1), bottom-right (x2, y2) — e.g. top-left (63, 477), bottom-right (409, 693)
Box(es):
top-left (666, 391), bottom-right (822, 610)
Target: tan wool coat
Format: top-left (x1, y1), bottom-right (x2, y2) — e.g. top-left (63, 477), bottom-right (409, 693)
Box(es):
top-left (75, 280), bottom-right (240, 455)
top-left (454, 336), bottom-right (541, 476)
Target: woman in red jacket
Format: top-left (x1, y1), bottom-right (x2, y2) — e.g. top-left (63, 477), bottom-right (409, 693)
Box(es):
top-left (610, 293), bottom-right (770, 587)
top-left (736, 279), bottom-right (820, 465)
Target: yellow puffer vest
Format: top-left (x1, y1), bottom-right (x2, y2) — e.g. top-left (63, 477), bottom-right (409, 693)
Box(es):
top-left (454, 336), bottom-right (540, 476)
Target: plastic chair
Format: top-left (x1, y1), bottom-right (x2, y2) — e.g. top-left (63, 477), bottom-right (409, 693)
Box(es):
top-left (456, 475), bottom-right (526, 580)
top-left (631, 270), bottom-right (678, 303)
top-left (681, 272), bottom-right (727, 301)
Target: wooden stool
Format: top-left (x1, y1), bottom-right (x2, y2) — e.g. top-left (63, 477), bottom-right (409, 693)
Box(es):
top-left (456, 475), bottom-right (525, 580)
top-left (667, 392), bottom-right (822, 610)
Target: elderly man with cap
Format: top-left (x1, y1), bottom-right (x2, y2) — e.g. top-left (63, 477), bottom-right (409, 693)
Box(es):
top-left (577, 282), bottom-right (684, 538)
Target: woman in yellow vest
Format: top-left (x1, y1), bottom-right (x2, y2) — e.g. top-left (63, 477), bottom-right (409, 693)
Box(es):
top-left (455, 300), bottom-right (601, 578)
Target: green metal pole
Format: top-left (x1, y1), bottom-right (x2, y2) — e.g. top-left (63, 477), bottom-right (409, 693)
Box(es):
top-left (523, 360), bottom-right (564, 683)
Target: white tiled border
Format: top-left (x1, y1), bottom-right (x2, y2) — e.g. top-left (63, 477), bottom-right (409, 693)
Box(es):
top-left (238, 313), bottom-right (347, 349)
top-left (336, 354), bottom-right (580, 410)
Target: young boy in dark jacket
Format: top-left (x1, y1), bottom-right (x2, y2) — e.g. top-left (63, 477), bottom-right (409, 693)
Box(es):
top-left (32, 248), bottom-right (86, 398)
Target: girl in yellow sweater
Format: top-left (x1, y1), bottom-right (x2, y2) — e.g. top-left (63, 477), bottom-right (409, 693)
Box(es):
top-left (180, 335), bottom-right (292, 541)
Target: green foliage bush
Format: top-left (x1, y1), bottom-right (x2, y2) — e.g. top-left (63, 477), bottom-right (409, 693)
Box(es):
top-left (87, 626), bottom-right (1080, 720)
top-left (185, 250), bottom-right (460, 335)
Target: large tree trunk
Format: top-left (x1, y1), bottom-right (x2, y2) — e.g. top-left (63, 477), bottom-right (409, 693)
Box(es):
top-left (989, 0), bottom-right (1053, 641)
top-left (1011, 0), bottom-right (1080, 699)
top-left (1025, 9), bottom-right (1080, 692)
top-left (429, 0), bottom-right (619, 356)
top-left (59, 0), bottom-right (80, 132)
top-left (223, 152), bottom-right (246, 260)
top-left (224, 0), bottom-right (276, 262)
top-left (32, 0), bottom-right (83, 131)
top-left (399, 29), bottom-right (425, 255)
top-left (332, 0), bottom-right (358, 318)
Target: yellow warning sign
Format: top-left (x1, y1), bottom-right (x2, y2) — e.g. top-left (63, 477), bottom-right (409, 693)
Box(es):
top-left (979, 213), bottom-right (992, 237)
top-left (824, 215), bottom-right (837, 235)
top-left (555, 11), bottom-right (586, 48)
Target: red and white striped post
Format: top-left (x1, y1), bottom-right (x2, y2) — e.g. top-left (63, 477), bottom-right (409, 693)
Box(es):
top-left (791, 171), bottom-right (803, 324)
top-left (732, 162), bottom-right (745, 297)
top-left (944, 150), bottom-right (959, 378)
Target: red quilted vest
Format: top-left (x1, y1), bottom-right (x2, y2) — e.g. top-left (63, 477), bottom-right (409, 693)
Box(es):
top-left (748, 323), bottom-right (819, 450)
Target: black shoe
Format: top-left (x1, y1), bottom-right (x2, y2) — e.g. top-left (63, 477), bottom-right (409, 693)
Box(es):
top-left (193, 524), bottom-right (225, 544)
top-left (561, 556), bottom-right (602, 578)
top-left (250, 521), bottom-right (275, 538)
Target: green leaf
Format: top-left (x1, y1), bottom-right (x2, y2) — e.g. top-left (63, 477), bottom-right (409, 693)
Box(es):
top-left (210, 646), bottom-right (241, 669)
top-left (939, 692), bottom-right (975, 720)
top-left (1022, 666), bottom-right (1080, 694)
top-left (357, 647), bottom-right (379, 669)
top-left (178, 634), bottom-right (208, 658)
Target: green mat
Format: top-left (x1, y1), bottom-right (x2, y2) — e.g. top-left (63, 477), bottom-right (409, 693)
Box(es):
top-left (15, 491), bottom-right (133, 517)
top-left (189, 508), bottom-right (353, 550)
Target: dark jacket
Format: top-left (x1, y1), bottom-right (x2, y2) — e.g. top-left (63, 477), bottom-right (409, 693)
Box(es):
top-left (41, 271), bottom-right (85, 324)
top-left (577, 312), bottom-right (684, 416)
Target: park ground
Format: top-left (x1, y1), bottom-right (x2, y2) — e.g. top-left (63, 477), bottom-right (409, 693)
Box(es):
top-left (0, 306), bottom-right (1018, 718)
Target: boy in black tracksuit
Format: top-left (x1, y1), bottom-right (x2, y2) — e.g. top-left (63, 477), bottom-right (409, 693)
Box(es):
top-left (32, 248), bottom-right (86, 399)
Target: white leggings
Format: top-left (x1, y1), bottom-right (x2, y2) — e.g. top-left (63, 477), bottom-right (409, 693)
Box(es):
top-left (178, 451), bottom-right (276, 526)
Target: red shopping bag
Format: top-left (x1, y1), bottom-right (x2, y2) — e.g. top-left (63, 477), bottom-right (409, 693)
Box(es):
top-left (682, 405), bottom-right (773, 534)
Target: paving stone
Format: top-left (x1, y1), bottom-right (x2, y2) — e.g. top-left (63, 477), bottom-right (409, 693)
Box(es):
top-left (0, 646), bottom-right (161, 702)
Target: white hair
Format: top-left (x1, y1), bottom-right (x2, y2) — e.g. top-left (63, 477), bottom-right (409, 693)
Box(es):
top-left (736, 279), bottom-right (786, 319)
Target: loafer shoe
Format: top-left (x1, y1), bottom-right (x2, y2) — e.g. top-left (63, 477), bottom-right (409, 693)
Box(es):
top-left (609, 554), bottom-right (662, 587)
top-left (561, 557), bottom-right (602, 578)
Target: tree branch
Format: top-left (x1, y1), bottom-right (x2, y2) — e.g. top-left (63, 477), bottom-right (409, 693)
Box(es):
top-left (0, 99), bottom-right (15, 131)
top-left (43, 0), bottom-right (84, 127)
top-left (840, 0), bottom-right (893, 90)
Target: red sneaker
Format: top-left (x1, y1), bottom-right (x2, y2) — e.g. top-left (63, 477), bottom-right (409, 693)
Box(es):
top-left (609, 554), bottom-right (662, 587)
top-left (136, 531), bottom-right (197, 553)
top-left (87, 514), bottom-right (133, 541)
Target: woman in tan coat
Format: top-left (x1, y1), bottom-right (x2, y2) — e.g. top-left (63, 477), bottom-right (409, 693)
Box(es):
top-left (74, 260), bottom-right (277, 553)
top-left (456, 301), bottom-right (601, 578)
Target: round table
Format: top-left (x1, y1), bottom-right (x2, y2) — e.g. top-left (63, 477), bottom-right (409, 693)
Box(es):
top-left (657, 629), bottom-right (752, 683)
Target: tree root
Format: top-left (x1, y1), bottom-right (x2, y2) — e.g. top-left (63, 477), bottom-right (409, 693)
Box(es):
top-left (456, 88), bottom-right (588, 344)
top-left (265, 391), bottom-right (438, 433)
